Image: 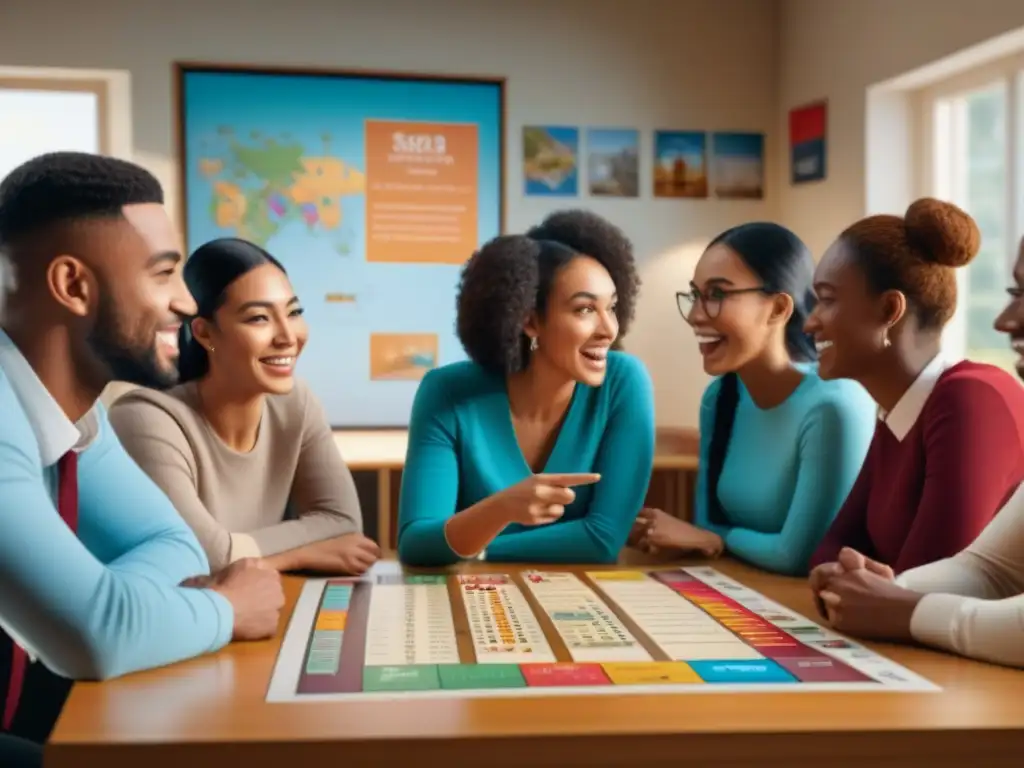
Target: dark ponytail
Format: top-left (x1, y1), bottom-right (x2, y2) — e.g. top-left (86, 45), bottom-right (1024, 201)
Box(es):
top-left (702, 223), bottom-right (817, 525)
top-left (176, 321), bottom-right (209, 383)
top-left (176, 238), bottom-right (285, 384)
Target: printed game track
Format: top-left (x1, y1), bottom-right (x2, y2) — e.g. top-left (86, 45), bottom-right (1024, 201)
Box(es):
top-left (266, 565), bottom-right (940, 701)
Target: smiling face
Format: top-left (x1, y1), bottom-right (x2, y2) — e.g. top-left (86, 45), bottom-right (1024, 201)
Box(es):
top-left (994, 238), bottom-right (1024, 380)
top-left (804, 238), bottom-right (897, 381)
top-left (683, 243), bottom-right (788, 376)
top-left (527, 255), bottom-right (618, 387)
top-left (83, 203), bottom-right (196, 389)
top-left (191, 263), bottom-right (308, 395)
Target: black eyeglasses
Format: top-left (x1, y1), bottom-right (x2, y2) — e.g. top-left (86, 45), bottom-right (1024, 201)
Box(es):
top-left (676, 284), bottom-right (772, 320)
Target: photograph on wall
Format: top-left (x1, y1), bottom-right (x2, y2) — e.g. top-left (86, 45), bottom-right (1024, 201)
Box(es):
top-left (711, 132), bottom-right (765, 199)
top-left (586, 128), bottom-right (639, 197)
top-left (178, 64), bottom-right (504, 427)
top-left (653, 130), bottom-right (708, 198)
top-left (789, 100), bottom-right (827, 184)
top-left (522, 125), bottom-right (578, 196)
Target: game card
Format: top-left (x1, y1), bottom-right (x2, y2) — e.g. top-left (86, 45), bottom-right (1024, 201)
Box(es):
top-left (460, 575), bottom-right (556, 664)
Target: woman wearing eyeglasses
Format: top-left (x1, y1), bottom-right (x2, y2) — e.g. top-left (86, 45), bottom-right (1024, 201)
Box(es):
top-left (632, 223), bottom-right (875, 576)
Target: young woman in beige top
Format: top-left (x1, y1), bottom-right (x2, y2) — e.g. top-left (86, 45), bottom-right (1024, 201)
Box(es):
top-left (108, 238), bottom-right (379, 575)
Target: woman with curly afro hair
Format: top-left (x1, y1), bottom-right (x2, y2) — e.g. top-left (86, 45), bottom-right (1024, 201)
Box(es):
top-left (808, 198), bottom-right (1024, 584)
top-left (396, 210), bottom-right (655, 566)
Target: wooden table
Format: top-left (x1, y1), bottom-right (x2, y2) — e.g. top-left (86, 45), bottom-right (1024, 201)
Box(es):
top-left (335, 428), bottom-right (700, 553)
top-left (45, 558), bottom-right (1024, 767)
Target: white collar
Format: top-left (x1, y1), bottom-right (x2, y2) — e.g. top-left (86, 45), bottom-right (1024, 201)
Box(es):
top-left (880, 353), bottom-right (956, 441)
top-left (0, 328), bottom-right (99, 466)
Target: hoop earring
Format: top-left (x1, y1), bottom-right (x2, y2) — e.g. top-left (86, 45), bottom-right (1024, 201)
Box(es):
top-left (529, 337), bottom-right (538, 352)
top-left (882, 328), bottom-right (891, 349)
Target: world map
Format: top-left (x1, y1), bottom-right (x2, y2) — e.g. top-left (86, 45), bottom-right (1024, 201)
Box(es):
top-left (197, 127), bottom-right (365, 251)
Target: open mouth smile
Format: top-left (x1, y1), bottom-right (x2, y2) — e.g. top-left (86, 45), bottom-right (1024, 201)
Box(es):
top-left (695, 333), bottom-right (724, 356)
top-left (259, 355), bottom-right (297, 375)
top-left (156, 328), bottom-right (179, 355)
top-left (580, 346), bottom-right (609, 369)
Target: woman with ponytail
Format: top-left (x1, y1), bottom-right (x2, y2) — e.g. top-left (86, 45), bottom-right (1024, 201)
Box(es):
top-left (634, 223), bottom-right (875, 575)
top-left (397, 210), bottom-right (654, 566)
top-left (108, 238), bottom-right (378, 575)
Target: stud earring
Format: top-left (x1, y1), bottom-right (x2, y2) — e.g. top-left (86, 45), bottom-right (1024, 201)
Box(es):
top-left (529, 337), bottom-right (538, 352)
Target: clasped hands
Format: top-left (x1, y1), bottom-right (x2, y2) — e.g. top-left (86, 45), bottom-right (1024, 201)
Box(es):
top-left (809, 547), bottom-right (923, 643)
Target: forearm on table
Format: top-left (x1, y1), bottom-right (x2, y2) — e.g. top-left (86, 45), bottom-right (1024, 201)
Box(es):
top-left (443, 496), bottom-right (511, 556)
top-left (896, 555), bottom-right (1008, 599)
top-left (227, 514), bottom-right (363, 572)
top-left (258, 531), bottom-right (358, 572)
top-left (908, 591), bottom-right (1024, 668)
top-left (724, 529), bottom-right (809, 577)
top-left (485, 518), bottom-right (619, 564)
top-left (398, 496), bottom-right (510, 566)
top-left (245, 513), bottom-right (361, 558)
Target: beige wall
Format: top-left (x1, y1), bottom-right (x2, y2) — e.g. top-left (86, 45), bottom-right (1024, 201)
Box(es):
top-left (15, 2), bottom-right (1024, 427)
top-left (778, 0), bottom-right (1024, 257)
top-left (1, 0), bottom-right (781, 429)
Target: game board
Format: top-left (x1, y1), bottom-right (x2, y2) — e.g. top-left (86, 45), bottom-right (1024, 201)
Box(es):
top-left (266, 564), bottom-right (940, 701)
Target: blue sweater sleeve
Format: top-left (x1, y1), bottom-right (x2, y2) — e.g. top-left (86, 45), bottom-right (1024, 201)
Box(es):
top-left (396, 369), bottom-right (463, 566)
top-left (0, 394), bottom-right (233, 681)
top-left (78, 406), bottom-right (222, 585)
top-left (484, 355), bottom-right (656, 564)
top-left (692, 380), bottom-right (731, 538)
top-left (723, 399), bottom-right (868, 576)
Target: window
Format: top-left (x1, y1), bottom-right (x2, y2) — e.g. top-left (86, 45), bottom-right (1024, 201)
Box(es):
top-left (921, 55), bottom-right (1024, 371)
top-left (0, 77), bottom-right (107, 179)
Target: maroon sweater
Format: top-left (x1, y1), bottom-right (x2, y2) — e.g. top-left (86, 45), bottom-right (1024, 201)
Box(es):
top-left (810, 361), bottom-right (1024, 574)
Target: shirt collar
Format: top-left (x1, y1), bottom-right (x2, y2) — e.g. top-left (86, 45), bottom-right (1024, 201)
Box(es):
top-left (0, 328), bottom-right (99, 466)
top-left (880, 353), bottom-right (955, 441)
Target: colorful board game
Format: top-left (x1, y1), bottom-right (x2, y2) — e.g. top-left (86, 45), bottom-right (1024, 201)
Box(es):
top-left (266, 564), bottom-right (940, 701)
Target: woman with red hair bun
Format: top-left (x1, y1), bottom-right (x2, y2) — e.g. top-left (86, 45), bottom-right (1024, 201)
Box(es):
top-left (805, 198), bottom-right (1024, 578)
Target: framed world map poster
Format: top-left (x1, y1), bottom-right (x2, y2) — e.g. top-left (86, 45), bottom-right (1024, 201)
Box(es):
top-left (175, 62), bottom-right (505, 427)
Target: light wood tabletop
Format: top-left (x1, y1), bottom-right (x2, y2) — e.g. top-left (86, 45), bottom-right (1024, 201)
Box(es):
top-left (44, 557), bottom-right (1024, 767)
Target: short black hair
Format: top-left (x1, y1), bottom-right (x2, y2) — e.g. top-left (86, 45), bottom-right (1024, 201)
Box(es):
top-left (456, 209), bottom-right (640, 375)
top-left (0, 151), bottom-right (164, 248)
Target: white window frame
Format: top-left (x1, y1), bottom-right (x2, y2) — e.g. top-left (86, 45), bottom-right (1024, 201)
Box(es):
top-left (0, 76), bottom-right (110, 155)
top-left (915, 51), bottom-right (1024, 362)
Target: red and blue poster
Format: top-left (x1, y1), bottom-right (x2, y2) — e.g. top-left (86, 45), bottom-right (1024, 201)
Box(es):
top-left (789, 101), bottom-right (827, 184)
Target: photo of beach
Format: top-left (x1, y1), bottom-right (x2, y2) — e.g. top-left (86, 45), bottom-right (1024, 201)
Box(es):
top-left (523, 125), bottom-right (578, 196)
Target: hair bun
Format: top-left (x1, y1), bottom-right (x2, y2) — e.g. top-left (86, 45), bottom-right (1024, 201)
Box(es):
top-left (904, 197), bottom-right (980, 268)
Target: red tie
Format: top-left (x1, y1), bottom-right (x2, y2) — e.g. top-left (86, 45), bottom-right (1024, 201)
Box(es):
top-left (3, 451), bottom-right (78, 731)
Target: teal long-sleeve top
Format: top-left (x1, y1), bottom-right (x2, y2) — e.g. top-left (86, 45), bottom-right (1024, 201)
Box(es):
top-left (0, 366), bottom-right (233, 682)
top-left (693, 365), bottom-right (875, 576)
top-left (397, 351), bottom-right (656, 566)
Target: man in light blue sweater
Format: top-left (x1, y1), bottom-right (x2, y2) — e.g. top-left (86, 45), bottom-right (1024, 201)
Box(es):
top-left (0, 152), bottom-right (284, 763)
